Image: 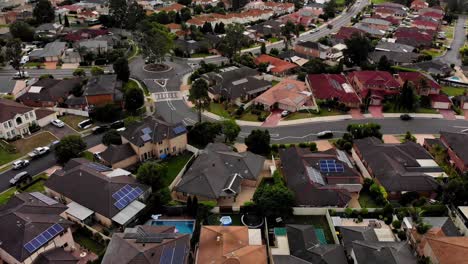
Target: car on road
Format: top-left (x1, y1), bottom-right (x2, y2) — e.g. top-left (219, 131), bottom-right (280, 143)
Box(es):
top-left (92, 125), bottom-right (109, 134)
top-left (49, 140), bottom-right (60, 149)
top-left (78, 119), bottom-right (93, 129)
top-left (13, 71), bottom-right (29, 79)
top-left (9, 171), bottom-right (31, 186)
top-left (28, 147), bottom-right (50, 159)
top-left (12, 160), bottom-right (29, 170)
top-left (51, 119), bottom-right (65, 128)
top-left (104, 69), bottom-right (115, 74)
top-left (327, 24), bottom-right (333, 29)
top-left (400, 114), bottom-right (412, 121)
top-left (317, 131), bottom-right (334, 139)
top-left (281, 110), bottom-right (290, 117)
top-left (110, 120), bottom-right (125, 129)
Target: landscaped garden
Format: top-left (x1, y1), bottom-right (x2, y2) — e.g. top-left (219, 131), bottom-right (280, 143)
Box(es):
top-left (160, 152), bottom-right (193, 186)
top-left (0, 173), bottom-right (49, 205)
top-left (208, 102), bottom-right (270, 122)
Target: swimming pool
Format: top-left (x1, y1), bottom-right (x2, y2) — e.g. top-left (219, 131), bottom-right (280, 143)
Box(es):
top-left (150, 220), bottom-right (195, 234)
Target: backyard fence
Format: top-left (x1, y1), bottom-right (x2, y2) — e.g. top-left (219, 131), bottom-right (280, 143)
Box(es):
top-left (49, 107), bottom-right (89, 117)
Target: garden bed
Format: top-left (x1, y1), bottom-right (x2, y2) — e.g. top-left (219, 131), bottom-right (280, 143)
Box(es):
top-left (143, 63), bottom-right (171, 72)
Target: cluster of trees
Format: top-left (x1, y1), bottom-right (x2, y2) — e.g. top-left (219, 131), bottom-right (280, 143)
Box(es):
top-left (335, 123), bottom-right (382, 151)
top-left (136, 161), bottom-right (172, 216)
top-left (343, 33), bottom-right (373, 67)
top-left (460, 45), bottom-right (468, 66)
top-left (106, 0), bottom-right (146, 29)
top-left (363, 178), bottom-right (389, 206)
top-left (147, 8), bottom-right (192, 25)
top-left (218, 24), bottom-right (250, 59)
top-left (187, 120), bottom-right (241, 147)
top-left (136, 21), bottom-right (174, 63)
top-left (245, 129), bottom-right (271, 156)
top-left (55, 135), bottom-right (87, 164)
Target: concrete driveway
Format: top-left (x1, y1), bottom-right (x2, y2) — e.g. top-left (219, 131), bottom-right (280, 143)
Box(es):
top-left (43, 123), bottom-right (78, 139)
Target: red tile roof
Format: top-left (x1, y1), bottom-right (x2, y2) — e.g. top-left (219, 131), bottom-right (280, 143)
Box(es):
top-left (397, 72), bottom-right (441, 91)
top-left (420, 11), bottom-right (444, 20)
top-left (430, 93), bottom-right (451, 103)
top-left (348, 71), bottom-right (401, 91)
top-left (254, 54), bottom-right (298, 74)
top-left (334, 27), bottom-right (365, 40)
top-left (412, 18), bottom-right (439, 28)
top-left (307, 74), bottom-right (361, 104)
top-left (156, 3), bottom-right (185, 12)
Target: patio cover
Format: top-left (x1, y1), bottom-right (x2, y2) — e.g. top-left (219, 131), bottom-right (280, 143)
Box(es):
top-left (112, 200), bottom-right (146, 226)
top-left (65, 202), bottom-right (94, 221)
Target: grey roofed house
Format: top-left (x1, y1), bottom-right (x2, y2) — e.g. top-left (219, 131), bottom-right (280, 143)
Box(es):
top-left (361, 18), bottom-right (392, 26)
top-left (368, 51), bottom-right (420, 65)
top-left (98, 143), bottom-right (137, 166)
top-left (45, 158), bottom-right (150, 224)
top-left (121, 116), bottom-right (187, 147)
top-left (78, 40), bottom-right (109, 51)
top-left (201, 66), bottom-right (271, 101)
top-left (273, 255), bottom-right (311, 264)
top-left (0, 97), bottom-right (33, 123)
top-left (33, 248), bottom-right (79, 264)
top-left (296, 41), bottom-right (331, 52)
top-left (353, 137), bottom-right (442, 194)
top-left (339, 226), bottom-right (379, 253)
top-left (35, 23), bottom-right (63, 34)
top-left (405, 60), bottom-right (452, 76)
top-left (83, 74), bottom-right (122, 97)
top-left (248, 20), bottom-right (283, 36)
top-left (375, 41), bottom-right (416, 53)
top-left (17, 78), bottom-right (83, 105)
top-left (102, 225), bottom-right (190, 264)
top-left (353, 23), bottom-right (386, 37)
top-left (279, 147), bottom-right (358, 207)
top-left (403, 217), bottom-right (461, 237)
top-left (351, 241), bottom-right (417, 264)
top-left (285, 225), bottom-right (347, 264)
top-left (440, 131), bottom-right (468, 167)
top-left (0, 78), bottom-right (18, 94)
top-left (28, 42), bottom-right (66, 58)
top-left (0, 193), bottom-right (71, 262)
top-left (174, 143), bottom-right (265, 199)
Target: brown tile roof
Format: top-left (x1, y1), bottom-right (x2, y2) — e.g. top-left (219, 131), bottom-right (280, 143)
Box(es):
top-left (254, 79), bottom-right (312, 109)
top-left (197, 226), bottom-right (267, 264)
top-left (424, 236), bottom-right (468, 264)
top-left (156, 3), bottom-right (185, 12)
top-left (34, 109), bottom-right (56, 120)
top-left (0, 98), bottom-right (33, 123)
top-left (254, 54), bottom-right (298, 73)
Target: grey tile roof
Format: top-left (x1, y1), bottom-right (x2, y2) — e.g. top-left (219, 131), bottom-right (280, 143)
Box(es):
top-left (339, 226), bottom-right (379, 253)
top-left (78, 40), bottom-right (108, 50)
top-left (405, 61), bottom-right (452, 76)
top-left (417, 217), bottom-right (461, 237)
top-left (296, 41), bottom-right (330, 51)
top-left (45, 158), bottom-right (149, 219)
top-left (83, 74), bottom-right (122, 96)
top-left (102, 225), bottom-right (190, 264)
top-left (29, 42), bottom-right (66, 58)
top-left (351, 241), bottom-right (417, 264)
top-left (369, 51), bottom-right (420, 64)
top-left (0, 193), bottom-right (71, 262)
top-left (33, 248), bottom-right (79, 264)
top-left (273, 255), bottom-right (311, 264)
top-left (375, 42), bottom-right (416, 53)
top-left (99, 143), bottom-right (137, 165)
top-left (353, 23), bottom-right (386, 36)
top-left (354, 137), bottom-right (442, 193)
top-left (120, 116), bottom-right (187, 147)
top-left (0, 77), bottom-right (17, 94)
top-left (18, 78), bottom-right (83, 104)
top-left (440, 131), bottom-right (468, 166)
top-left (361, 18), bottom-right (392, 26)
top-left (0, 98), bottom-right (33, 123)
top-left (174, 143), bottom-right (265, 199)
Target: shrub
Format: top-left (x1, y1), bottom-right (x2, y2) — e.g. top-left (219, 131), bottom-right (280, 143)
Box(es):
top-left (420, 205), bottom-right (448, 217)
top-left (309, 142), bottom-right (317, 152)
top-left (28, 123), bottom-right (41, 133)
top-left (397, 230), bottom-right (407, 240)
top-left (392, 220), bottom-right (402, 229)
top-left (279, 144), bottom-right (286, 149)
top-left (298, 142), bottom-right (308, 148)
top-left (344, 208), bottom-right (353, 217)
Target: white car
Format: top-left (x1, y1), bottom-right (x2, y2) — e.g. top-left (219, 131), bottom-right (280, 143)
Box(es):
top-left (51, 119), bottom-right (65, 128)
top-left (13, 71), bottom-right (29, 79)
top-left (281, 110), bottom-right (290, 117)
top-left (12, 160), bottom-right (29, 170)
top-left (28, 147), bottom-right (50, 159)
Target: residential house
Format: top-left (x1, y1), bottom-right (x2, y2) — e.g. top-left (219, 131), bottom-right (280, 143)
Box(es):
top-left (411, 0), bottom-right (429, 10)
top-left (96, 143), bottom-right (139, 169)
top-left (174, 143), bottom-right (265, 203)
top-left (32, 248), bottom-right (79, 264)
top-left (35, 23), bottom-right (64, 38)
top-left (347, 71), bottom-right (401, 105)
top-left (294, 41), bottom-right (330, 60)
top-left (394, 27), bottom-right (435, 48)
top-left (0, 193), bottom-right (75, 264)
top-left (247, 20), bottom-right (283, 40)
top-left (174, 39), bottom-right (211, 57)
top-left (419, 7), bottom-right (444, 21)
top-left (193, 0), bottom-right (220, 7)
top-left (374, 6), bottom-right (407, 19)
top-left (280, 7), bottom-right (323, 26)
top-left (453, 94), bottom-right (468, 110)
top-left (102, 225), bottom-right (190, 264)
top-left (405, 60), bottom-right (452, 76)
top-left (82, 74), bottom-right (123, 107)
top-left (271, 225), bottom-right (347, 264)
top-left (375, 2), bottom-right (408, 11)
top-left (0, 98), bottom-right (37, 140)
top-left (353, 137), bottom-right (444, 200)
top-left (186, 9), bottom-right (274, 27)
top-left (353, 23), bottom-right (386, 38)
top-left (375, 41), bottom-right (416, 53)
top-left (120, 116), bottom-right (188, 162)
top-left (332, 27), bottom-right (366, 44)
top-left (155, 2), bottom-right (185, 13)
top-left (307, 74), bottom-right (361, 108)
top-left (63, 28), bottom-right (109, 42)
top-left (403, 216), bottom-right (461, 242)
top-left (254, 54), bottom-right (298, 76)
top-left (368, 51), bottom-right (420, 65)
top-left (396, 72), bottom-right (441, 96)
top-left (196, 226), bottom-right (267, 264)
top-left (279, 147), bottom-right (361, 207)
top-left (164, 23), bottom-right (182, 34)
top-left (360, 18), bottom-right (392, 31)
top-left (28, 42), bottom-right (67, 62)
top-left (78, 40), bottom-right (109, 54)
top-left (411, 18), bottom-right (439, 31)
top-left (439, 131), bottom-right (468, 173)
top-left (17, 78), bottom-right (83, 107)
top-left (244, 0), bottom-right (294, 15)
top-left (45, 158), bottom-right (151, 228)
top-left (254, 79), bottom-right (317, 112)
top-left (201, 66), bottom-right (271, 104)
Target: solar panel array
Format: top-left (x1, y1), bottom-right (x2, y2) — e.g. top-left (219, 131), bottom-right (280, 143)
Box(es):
top-left (141, 127), bottom-right (152, 134)
top-left (112, 185), bottom-right (144, 210)
top-left (319, 160), bottom-right (344, 173)
top-left (24, 224), bottom-right (64, 254)
top-left (173, 126), bottom-right (186, 135)
top-left (86, 162), bottom-right (111, 172)
top-left (159, 241), bottom-right (188, 264)
top-left (141, 133), bottom-right (152, 142)
top-left (30, 192), bottom-right (58, 205)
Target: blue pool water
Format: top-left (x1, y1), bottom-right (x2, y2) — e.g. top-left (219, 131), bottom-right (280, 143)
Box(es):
top-left (151, 220), bottom-right (195, 234)
top-left (449, 76), bottom-right (461, 81)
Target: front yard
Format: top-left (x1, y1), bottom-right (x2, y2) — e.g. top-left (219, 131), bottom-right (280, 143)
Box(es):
top-left (442, 86), bottom-right (466, 96)
top-left (208, 103), bottom-right (270, 122)
top-left (0, 173), bottom-right (49, 205)
top-left (10, 132), bottom-right (57, 157)
top-left (284, 109), bottom-right (344, 120)
top-left (59, 115), bottom-right (89, 131)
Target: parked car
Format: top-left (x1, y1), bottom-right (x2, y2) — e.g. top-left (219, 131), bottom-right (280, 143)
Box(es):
top-left (104, 69), bottom-right (115, 74)
top-left (78, 119), bottom-right (93, 129)
top-left (281, 110), bottom-right (290, 117)
top-left (317, 131), bottom-right (333, 139)
top-left (92, 125), bottom-right (109, 134)
top-left (9, 171), bottom-right (31, 186)
top-left (110, 120), bottom-right (125, 129)
top-left (12, 160), bottom-right (29, 170)
top-left (327, 24), bottom-right (333, 29)
top-left (49, 140), bottom-right (60, 149)
top-left (400, 114), bottom-right (412, 121)
top-left (28, 147), bottom-right (50, 159)
top-left (13, 71), bottom-right (29, 79)
top-left (51, 119), bottom-right (65, 128)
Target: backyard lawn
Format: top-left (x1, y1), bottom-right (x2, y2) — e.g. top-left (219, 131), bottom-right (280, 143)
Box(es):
top-left (60, 115), bottom-right (89, 130)
top-left (358, 192), bottom-right (380, 208)
top-left (208, 103), bottom-right (269, 121)
top-left (284, 109), bottom-right (344, 120)
top-left (442, 86), bottom-right (466, 96)
top-left (21, 173), bottom-right (48, 193)
top-left (421, 49), bottom-right (444, 58)
top-left (161, 152), bottom-right (193, 186)
top-left (11, 132), bottom-right (57, 156)
top-left (284, 215), bottom-right (334, 244)
top-left (191, 53), bottom-right (212, 58)
top-left (74, 233), bottom-right (105, 254)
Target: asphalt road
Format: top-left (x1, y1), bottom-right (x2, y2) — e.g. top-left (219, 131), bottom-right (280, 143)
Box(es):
top-left (0, 133), bottom-right (103, 193)
top-left (435, 15), bottom-right (467, 66)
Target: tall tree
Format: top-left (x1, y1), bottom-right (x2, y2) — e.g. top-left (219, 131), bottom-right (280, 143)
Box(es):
top-left (9, 21), bottom-right (34, 42)
top-left (189, 79), bottom-right (211, 122)
top-left (343, 33), bottom-right (372, 66)
top-left (136, 161), bottom-right (168, 190)
top-left (221, 119), bottom-right (241, 143)
top-left (245, 129), bottom-right (271, 156)
top-left (126, 1), bottom-right (145, 30)
top-left (281, 21), bottom-right (298, 50)
top-left (6, 39), bottom-right (23, 77)
top-left (55, 135), bottom-right (87, 164)
top-left (202, 22), bottom-right (213, 33)
top-left (187, 122), bottom-right (222, 148)
top-left (137, 21), bottom-right (174, 63)
top-left (180, 7), bottom-right (192, 22)
top-left (377, 55), bottom-right (392, 71)
top-left (64, 14), bottom-right (70, 27)
top-left (102, 129), bottom-right (122, 145)
top-left (109, 0), bottom-right (128, 28)
top-left (113, 57), bottom-right (130, 82)
top-left (398, 81), bottom-right (418, 111)
top-left (218, 23), bottom-right (248, 59)
top-left (125, 86), bottom-right (144, 113)
top-left (33, 0), bottom-right (55, 24)
top-left (324, 0), bottom-right (337, 18)
top-left (260, 42), bottom-right (266, 54)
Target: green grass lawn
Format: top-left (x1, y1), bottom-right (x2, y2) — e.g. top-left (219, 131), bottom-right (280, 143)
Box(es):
top-left (209, 103), bottom-right (232, 118)
top-left (415, 107), bottom-right (439, 114)
top-left (59, 115), bottom-right (89, 130)
top-left (358, 192), bottom-right (380, 208)
top-left (371, 0), bottom-right (388, 3)
top-left (268, 37), bottom-right (281, 43)
top-left (284, 215), bottom-right (334, 244)
top-left (81, 151), bottom-right (94, 161)
top-left (421, 49), bottom-right (444, 58)
top-left (0, 188), bottom-right (17, 205)
top-left (442, 86), bottom-right (467, 96)
top-left (0, 148), bottom-right (22, 167)
top-left (161, 153), bottom-right (193, 186)
top-left (271, 80), bottom-right (280, 86)
top-left (190, 53), bottom-right (212, 58)
top-left (74, 233), bottom-right (105, 254)
top-left (24, 62), bottom-right (44, 68)
top-left (284, 109), bottom-right (344, 120)
top-left (21, 173), bottom-right (48, 193)
top-left (11, 132), bottom-right (57, 157)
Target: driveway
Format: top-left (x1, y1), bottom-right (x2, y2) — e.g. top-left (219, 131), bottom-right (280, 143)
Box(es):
top-left (368, 106), bottom-right (384, 118)
top-left (382, 135), bottom-right (400, 144)
top-left (43, 124), bottom-right (79, 139)
top-left (349, 109), bottom-right (364, 119)
top-left (439, 109), bottom-right (456, 120)
top-left (262, 110), bottom-right (282, 127)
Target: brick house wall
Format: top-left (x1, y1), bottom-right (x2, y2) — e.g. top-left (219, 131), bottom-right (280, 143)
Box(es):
top-left (440, 135), bottom-right (468, 173)
top-left (85, 94), bottom-right (114, 106)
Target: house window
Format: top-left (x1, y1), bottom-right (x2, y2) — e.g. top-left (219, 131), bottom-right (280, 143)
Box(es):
top-left (3, 123), bottom-right (7, 129)
top-left (11, 130), bottom-right (15, 136)
top-left (29, 112), bottom-right (34, 119)
top-left (8, 121), bottom-right (12, 127)
top-left (25, 114), bottom-right (29, 120)
top-left (6, 132), bottom-right (10, 137)
top-left (173, 146), bottom-right (176, 152)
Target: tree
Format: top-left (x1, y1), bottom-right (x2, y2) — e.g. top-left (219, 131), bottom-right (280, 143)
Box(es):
top-left (324, 0), bottom-right (337, 18)
top-left (64, 14), bottom-right (70, 27)
top-left (126, 1), bottom-right (145, 30)
top-left (392, 220), bottom-right (402, 229)
top-left (253, 173), bottom-right (295, 218)
top-left (260, 42), bottom-right (266, 54)
top-left (377, 55), bottom-right (392, 71)
top-left (93, 104), bottom-right (122, 122)
top-left (187, 122), bottom-right (222, 148)
top-left (90, 66), bottom-right (104, 76)
top-left (221, 119), bottom-right (240, 143)
top-left (186, 196), bottom-right (193, 215)
top-left (109, 0), bottom-right (128, 28)
top-left (201, 22), bottom-right (213, 33)
top-left (178, 0), bottom-right (192, 5)
top-left (180, 7), bottom-right (192, 22)
top-left (102, 129), bottom-right (122, 145)
top-left (71, 82), bottom-right (83, 97)
top-left (137, 161), bottom-right (168, 190)
top-left (218, 24), bottom-right (248, 59)
top-left (245, 129), bottom-right (270, 156)
top-left (403, 131), bottom-right (416, 143)
top-left (189, 79), bottom-right (211, 123)
top-left (33, 0), bottom-right (55, 24)
top-left (73, 68), bottom-right (86, 77)
top-left (343, 33), bottom-right (372, 66)
top-left (125, 86), bottom-right (144, 113)
top-left (9, 21), bottom-right (34, 42)
top-left (113, 57), bottom-right (130, 82)
top-left (416, 223), bottom-right (431, 234)
top-left (55, 135), bottom-right (87, 164)
top-left (137, 21), bottom-right (174, 63)
top-left (281, 21), bottom-right (298, 50)
top-left (5, 39), bottom-right (23, 76)
top-left (346, 123), bottom-right (382, 139)
top-left (398, 81), bottom-right (417, 111)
